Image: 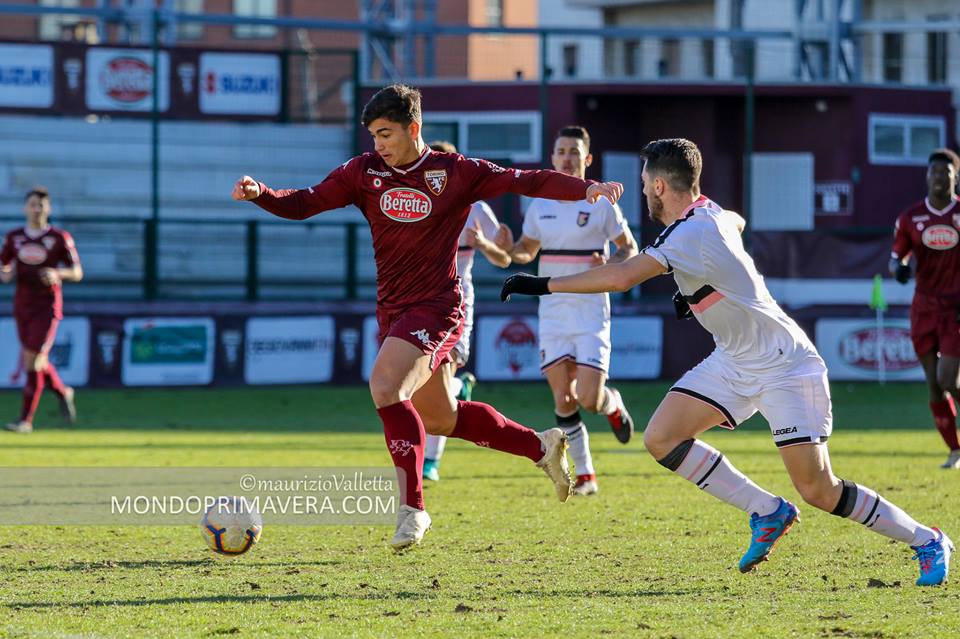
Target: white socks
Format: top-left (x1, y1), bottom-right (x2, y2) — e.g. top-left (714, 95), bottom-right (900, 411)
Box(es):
top-left (658, 439), bottom-right (780, 516)
top-left (556, 410), bottom-right (594, 476)
top-left (830, 479), bottom-right (936, 547)
top-left (425, 434), bottom-right (446, 460)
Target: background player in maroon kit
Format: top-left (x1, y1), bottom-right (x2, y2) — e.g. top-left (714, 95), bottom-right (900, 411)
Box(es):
top-left (890, 148), bottom-right (960, 469)
top-left (0, 187), bottom-right (82, 433)
top-left (232, 84), bottom-right (623, 549)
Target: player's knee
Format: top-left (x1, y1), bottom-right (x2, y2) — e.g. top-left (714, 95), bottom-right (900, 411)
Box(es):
top-left (642, 424), bottom-right (674, 460)
top-left (577, 386), bottom-right (603, 413)
top-left (936, 369), bottom-right (959, 395)
top-left (368, 376), bottom-right (401, 408)
top-left (793, 478), bottom-right (837, 511)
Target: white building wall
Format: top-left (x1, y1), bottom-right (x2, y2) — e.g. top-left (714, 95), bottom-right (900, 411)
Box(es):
top-left (538, 0), bottom-right (604, 80)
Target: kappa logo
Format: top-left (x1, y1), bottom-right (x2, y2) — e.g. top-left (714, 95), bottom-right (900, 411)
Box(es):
top-left (410, 329), bottom-right (431, 346)
top-left (424, 169), bottom-right (448, 196)
top-left (953, 213), bottom-right (960, 229)
top-left (772, 427), bottom-right (798, 437)
top-left (388, 439), bottom-right (413, 457)
top-left (41, 236), bottom-right (56, 250)
top-left (366, 168), bottom-right (391, 177)
top-left (577, 211), bottom-right (591, 227)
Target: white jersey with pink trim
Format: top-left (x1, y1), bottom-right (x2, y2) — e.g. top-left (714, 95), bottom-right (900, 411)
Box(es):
top-left (456, 200), bottom-right (499, 315)
top-left (641, 195), bottom-right (818, 374)
top-left (522, 196), bottom-right (628, 336)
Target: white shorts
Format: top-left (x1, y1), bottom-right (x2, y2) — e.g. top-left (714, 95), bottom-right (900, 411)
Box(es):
top-left (670, 351), bottom-right (833, 448)
top-left (539, 327), bottom-right (611, 374)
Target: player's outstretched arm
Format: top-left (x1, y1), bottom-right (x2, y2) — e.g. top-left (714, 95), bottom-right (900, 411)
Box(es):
top-left (232, 166), bottom-right (356, 220)
top-left (465, 157), bottom-right (623, 205)
top-left (501, 252), bottom-right (666, 301)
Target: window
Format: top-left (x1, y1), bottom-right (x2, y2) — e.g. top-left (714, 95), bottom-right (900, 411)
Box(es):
top-left (485, 0), bottom-right (503, 27)
top-left (660, 38), bottom-right (680, 77)
top-left (624, 40), bottom-right (639, 77)
top-left (39, 0), bottom-right (79, 41)
top-left (176, 0), bottom-right (204, 41)
top-left (869, 114), bottom-right (945, 165)
top-left (927, 32), bottom-right (947, 84)
top-left (562, 44), bottom-right (578, 77)
top-left (701, 38), bottom-right (715, 78)
top-left (882, 33), bottom-right (902, 82)
top-left (234, 0), bottom-right (276, 39)
top-left (424, 111), bottom-right (541, 163)
top-left (422, 122), bottom-right (459, 149)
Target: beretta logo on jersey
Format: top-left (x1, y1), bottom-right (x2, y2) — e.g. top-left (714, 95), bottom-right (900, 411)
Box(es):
top-left (380, 188), bottom-right (432, 222)
top-left (17, 243), bottom-right (47, 265)
top-left (424, 169), bottom-right (447, 196)
top-left (921, 224), bottom-right (959, 250)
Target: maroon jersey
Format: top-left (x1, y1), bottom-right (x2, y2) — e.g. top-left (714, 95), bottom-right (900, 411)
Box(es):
top-left (252, 149), bottom-right (593, 309)
top-left (891, 196), bottom-right (960, 301)
top-left (0, 226), bottom-right (80, 318)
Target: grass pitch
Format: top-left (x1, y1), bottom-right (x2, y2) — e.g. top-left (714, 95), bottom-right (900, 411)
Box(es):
top-left (0, 382), bottom-right (958, 638)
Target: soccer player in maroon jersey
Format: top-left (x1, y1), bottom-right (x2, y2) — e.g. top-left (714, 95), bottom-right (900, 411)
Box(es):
top-left (890, 148), bottom-right (960, 469)
top-left (233, 84), bottom-right (623, 549)
top-left (0, 187), bottom-right (82, 433)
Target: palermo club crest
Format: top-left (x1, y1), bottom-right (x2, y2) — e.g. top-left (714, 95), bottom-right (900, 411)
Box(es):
top-left (424, 169), bottom-right (447, 196)
top-left (577, 211), bottom-right (591, 227)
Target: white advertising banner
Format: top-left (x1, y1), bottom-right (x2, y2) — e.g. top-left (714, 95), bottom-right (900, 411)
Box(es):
top-left (199, 52), bottom-right (280, 115)
top-left (122, 317), bottom-right (214, 386)
top-left (815, 318), bottom-right (923, 381)
top-left (609, 316), bottom-right (663, 380)
top-left (476, 316), bottom-right (541, 381)
top-left (0, 317), bottom-right (89, 387)
top-left (86, 48), bottom-right (170, 112)
top-left (244, 316), bottom-right (335, 385)
top-left (0, 44), bottom-right (54, 108)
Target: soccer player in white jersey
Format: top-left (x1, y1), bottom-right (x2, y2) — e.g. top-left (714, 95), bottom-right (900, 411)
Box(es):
top-left (499, 126), bottom-right (638, 496)
top-left (421, 141), bottom-right (512, 482)
top-left (501, 138), bottom-right (953, 585)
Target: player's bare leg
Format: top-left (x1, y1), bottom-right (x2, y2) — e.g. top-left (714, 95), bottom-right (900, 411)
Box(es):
top-left (919, 351), bottom-right (960, 467)
top-left (576, 365), bottom-right (633, 444)
top-left (644, 392), bottom-right (788, 572)
top-left (369, 337), bottom-right (434, 550)
top-left (779, 442), bottom-right (950, 585)
top-left (545, 362), bottom-right (596, 495)
top-left (416, 360), bottom-right (573, 502)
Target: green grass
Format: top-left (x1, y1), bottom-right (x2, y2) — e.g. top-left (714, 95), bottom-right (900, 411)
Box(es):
top-left (0, 382), bottom-right (958, 638)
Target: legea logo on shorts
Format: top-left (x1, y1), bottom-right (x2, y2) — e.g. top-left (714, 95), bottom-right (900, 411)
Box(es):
top-left (921, 224), bottom-right (959, 250)
top-left (379, 188), bottom-right (432, 222)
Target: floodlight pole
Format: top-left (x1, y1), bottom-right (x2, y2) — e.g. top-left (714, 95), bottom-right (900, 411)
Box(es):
top-left (145, 7), bottom-right (161, 300)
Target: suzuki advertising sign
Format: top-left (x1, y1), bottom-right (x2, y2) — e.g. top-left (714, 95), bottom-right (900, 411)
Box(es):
top-left (0, 44), bottom-right (54, 108)
top-left (199, 52), bottom-right (280, 115)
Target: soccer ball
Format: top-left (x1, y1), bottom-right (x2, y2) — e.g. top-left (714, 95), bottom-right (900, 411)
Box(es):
top-left (200, 496), bottom-right (262, 556)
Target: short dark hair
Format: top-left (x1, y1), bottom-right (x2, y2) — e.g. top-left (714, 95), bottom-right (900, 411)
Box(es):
top-left (361, 84), bottom-right (422, 128)
top-left (25, 186), bottom-right (50, 202)
top-left (640, 138), bottom-right (702, 192)
top-left (429, 140), bottom-right (457, 153)
top-left (929, 148), bottom-right (960, 172)
top-left (556, 125), bottom-right (590, 151)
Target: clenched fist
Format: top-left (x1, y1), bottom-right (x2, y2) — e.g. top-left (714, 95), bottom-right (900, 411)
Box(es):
top-left (232, 176), bottom-right (261, 201)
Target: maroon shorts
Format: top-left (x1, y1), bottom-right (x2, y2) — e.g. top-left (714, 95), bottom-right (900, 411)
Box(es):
top-left (911, 294), bottom-right (960, 358)
top-left (376, 291), bottom-right (464, 372)
top-left (15, 312), bottom-right (59, 354)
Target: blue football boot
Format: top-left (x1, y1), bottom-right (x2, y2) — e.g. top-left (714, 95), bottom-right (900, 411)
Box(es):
top-left (912, 528), bottom-right (953, 586)
top-left (739, 497), bottom-right (800, 573)
top-left (422, 458), bottom-right (440, 482)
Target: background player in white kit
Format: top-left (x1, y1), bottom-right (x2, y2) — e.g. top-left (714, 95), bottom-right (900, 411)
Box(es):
top-left (501, 138), bottom-right (953, 585)
top-left (421, 141), bottom-right (512, 482)
top-left (499, 126), bottom-right (638, 496)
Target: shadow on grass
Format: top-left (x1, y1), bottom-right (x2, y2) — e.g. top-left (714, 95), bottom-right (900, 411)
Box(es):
top-left (12, 559), bottom-right (343, 573)
top-left (5, 587), bottom-right (698, 609)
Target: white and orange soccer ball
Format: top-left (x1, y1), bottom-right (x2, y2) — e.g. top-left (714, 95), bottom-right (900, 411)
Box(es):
top-left (200, 496), bottom-right (262, 556)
